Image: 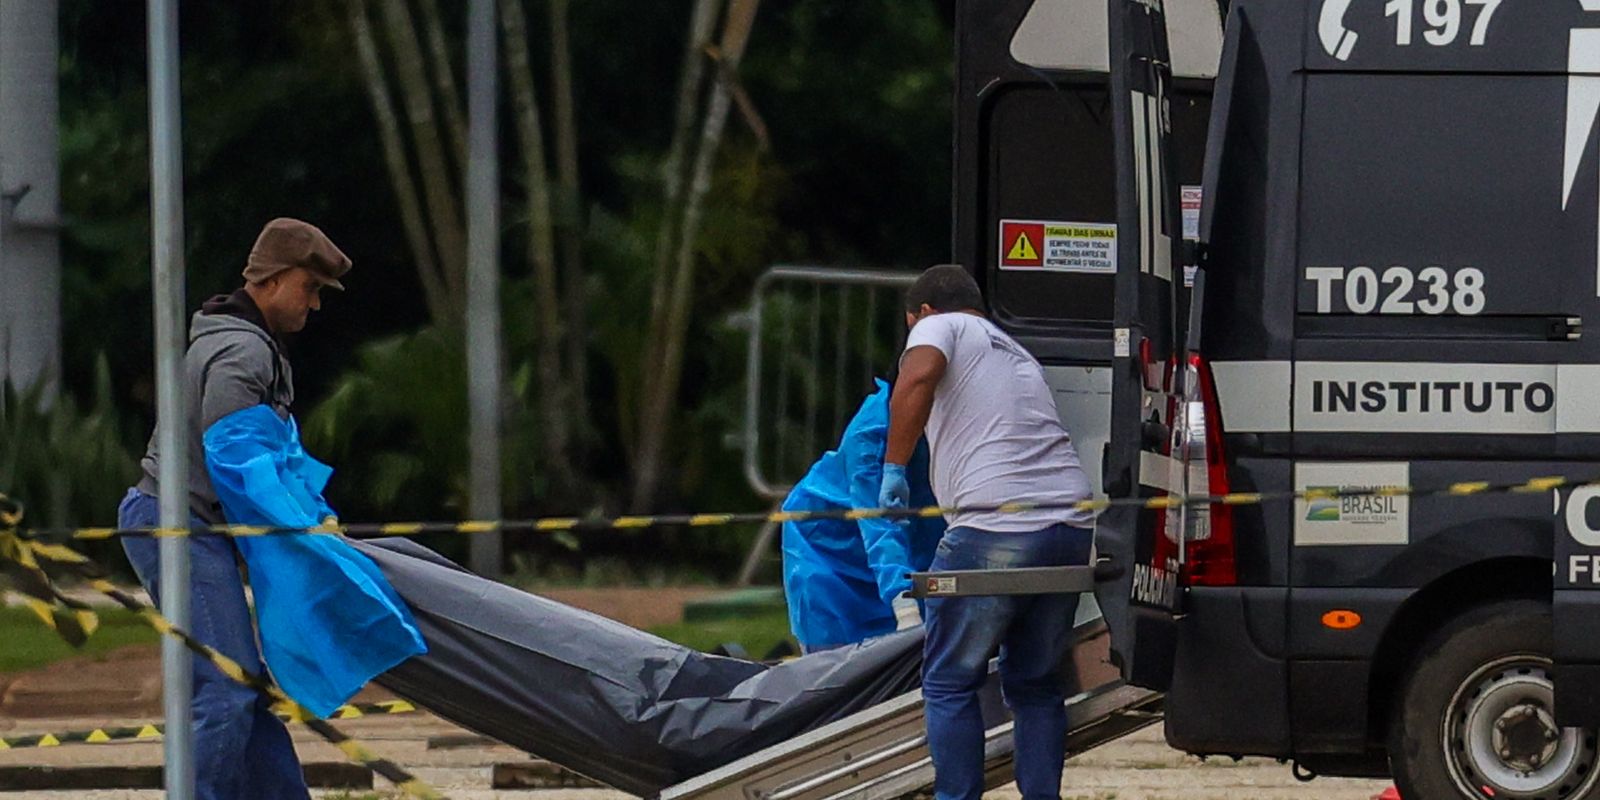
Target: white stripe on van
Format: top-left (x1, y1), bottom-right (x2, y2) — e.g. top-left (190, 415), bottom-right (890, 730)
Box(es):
top-left (1210, 360), bottom-right (1293, 433)
top-left (1140, 451), bottom-right (1183, 493)
top-left (1559, 365), bottom-right (1600, 434)
top-left (1209, 360), bottom-right (1600, 435)
top-left (1009, 0), bottom-right (1224, 80)
top-left (1132, 91), bottom-right (1151, 277)
top-left (1149, 90), bottom-right (1173, 282)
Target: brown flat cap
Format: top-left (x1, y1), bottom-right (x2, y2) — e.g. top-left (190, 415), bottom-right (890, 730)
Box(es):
top-left (243, 218), bottom-right (351, 290)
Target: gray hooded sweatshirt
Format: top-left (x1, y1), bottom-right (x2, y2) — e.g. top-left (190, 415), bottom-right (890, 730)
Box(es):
top-left (136, 291), bottom-right (294, 523)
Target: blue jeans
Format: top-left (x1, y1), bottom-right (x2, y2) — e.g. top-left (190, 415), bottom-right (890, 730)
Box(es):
top-left (118, 489), bottom-right (309, 800)
top-left (922, 524), bottom-right (1093, 800)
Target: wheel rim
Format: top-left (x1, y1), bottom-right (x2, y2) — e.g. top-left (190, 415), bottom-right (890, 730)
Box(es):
top-left (1443, 655), bottom-right (1600, 799)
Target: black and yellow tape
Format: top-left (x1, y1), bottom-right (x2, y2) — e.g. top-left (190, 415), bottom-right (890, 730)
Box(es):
top-left (282, 698), bottom-right (420, 722)
top-left (0, 470), bottom-right (1595, 789)
top-left (15, 472), bottom-right (1600, 543)
top-left (0, 496), bottom-right (98, 646)
top-left (0, 700), bottom-right (421, 751)
top-left (0, 723), bottom-right (165, 750)
top-left (0, 513), bottom-right (444, 800)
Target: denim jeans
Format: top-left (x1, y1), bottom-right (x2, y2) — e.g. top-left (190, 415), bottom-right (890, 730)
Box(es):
top-left (118, 489), bottom-right (309, 800)
top-left (922, 524), bottom-right (1093, 800)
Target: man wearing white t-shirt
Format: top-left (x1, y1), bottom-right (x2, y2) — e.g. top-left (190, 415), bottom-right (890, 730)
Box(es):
top-left (881, 265), bottom-right (1095, 800)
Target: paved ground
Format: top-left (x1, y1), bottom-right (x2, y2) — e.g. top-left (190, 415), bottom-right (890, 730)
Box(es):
top-left (0, 719), bottom-right (1392, 799)
top-left (0, 587), bottom-right (1392, 798)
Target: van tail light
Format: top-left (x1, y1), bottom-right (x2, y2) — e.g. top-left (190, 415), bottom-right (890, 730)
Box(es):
top-left (1138, 337), bottom-right (1169, 392)
top-left (1179, 352), bottom-right (1237, 586)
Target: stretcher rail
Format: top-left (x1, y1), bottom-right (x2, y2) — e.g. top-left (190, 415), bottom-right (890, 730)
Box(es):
top-left (907, 566), bottom-right (1096, 598)
top-left (654, 620), bottom-right (1161, 800)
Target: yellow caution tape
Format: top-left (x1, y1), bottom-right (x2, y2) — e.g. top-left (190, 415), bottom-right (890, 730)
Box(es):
top-left (7, 472), bottom-right (1600, 543)
top-left (0, 507), bottom-right (445, 800)
top-left (0, 700), bottom-right (422, 751)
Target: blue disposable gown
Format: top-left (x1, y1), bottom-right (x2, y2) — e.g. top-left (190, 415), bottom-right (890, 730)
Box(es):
top-left (782, 380), bottom-right (944, 651)
top-left (203, 405), bottom-right (427, 717)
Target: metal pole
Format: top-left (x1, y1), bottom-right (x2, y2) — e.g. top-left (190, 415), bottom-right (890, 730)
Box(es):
top-left (148, 0), bottom-right (192, 796)
top-left (466, 0), bottom-right (503, 577)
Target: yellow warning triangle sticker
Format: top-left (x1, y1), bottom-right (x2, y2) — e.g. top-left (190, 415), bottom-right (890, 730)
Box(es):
top-left (137, 725), bottom-right (163, 739)
top-left (86, 729), bottom-right (112, 743)
top-left (38, 734), bottom-right (60, 747)
top-left (1007, 231), bottom-right (1039, 261)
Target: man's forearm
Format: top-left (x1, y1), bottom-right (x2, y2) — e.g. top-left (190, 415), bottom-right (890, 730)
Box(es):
top-left (886, 380), bottom-right (934, 465)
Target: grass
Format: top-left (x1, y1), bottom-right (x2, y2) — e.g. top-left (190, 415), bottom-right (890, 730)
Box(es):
top-left (0, 590), bottom-right (797, 675)
top-left (0, 605), bottom-right (159, 674)
top-left (647, 609), bottom-right (796, 658)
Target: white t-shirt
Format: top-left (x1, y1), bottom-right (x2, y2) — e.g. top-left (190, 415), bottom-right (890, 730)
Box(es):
top-left (901, 313), bottom-right (1096, 532)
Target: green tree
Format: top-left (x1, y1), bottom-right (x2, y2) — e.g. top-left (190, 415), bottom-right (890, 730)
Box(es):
top-left (43, 0), bottom-right (955, 577)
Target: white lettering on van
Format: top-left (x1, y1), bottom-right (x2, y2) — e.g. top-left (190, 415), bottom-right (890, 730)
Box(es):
top-left (1303, 265), bottom-right (1484, 315)
top-left (1568, 486), bottom-right (1600, 548)
top-left (1310, 380), bottom-right (1554, 415)
top-left (1568, 555), bottom-right (1600, 585)
top-left (1131, 558), bottom-right (1179, 608)
top-left (1294, 362), bottom-right (1561, 435)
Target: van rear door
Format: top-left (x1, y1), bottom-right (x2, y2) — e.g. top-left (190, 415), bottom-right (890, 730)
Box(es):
top-left (1092, 0), bottom-right (1189, 692)
top-left (950, 0), bottom-right (1221, 690)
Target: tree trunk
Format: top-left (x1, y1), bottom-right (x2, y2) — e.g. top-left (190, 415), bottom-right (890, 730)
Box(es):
top-left (631, 0), bottom-right (762, 512)
top-left (344, 0), bottom-right (450, 324)
top-left (500, 0), bottom-right (578, 495)
top-left (377, 0), bottom-right (468, 309)
top-left (549, 0), bottom-right (589, 446)
top-left (637, 0), bottom-right (723, 425)
top-left (416, 0), bottom-right (469, 171)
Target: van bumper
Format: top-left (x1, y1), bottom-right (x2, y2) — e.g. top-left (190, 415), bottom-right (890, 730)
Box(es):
top-left (1165, 587), bottom-right (1294, 758)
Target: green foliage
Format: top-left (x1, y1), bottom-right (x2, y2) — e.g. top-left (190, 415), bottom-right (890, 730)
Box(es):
top-left (506, 552), bottom-right (719, 589)
top-left (47, 0), bottom-right (956, 580)
top-left (645, 610), bottom-right (795, 657)
top-left (302, 327), bottom-right (477, 520)
top-left (0, 592), bottom-right (783, 676)
top-left (0, 357), bottom-right (139, 530)
top-left (0, 606), bottom-right (156, 675)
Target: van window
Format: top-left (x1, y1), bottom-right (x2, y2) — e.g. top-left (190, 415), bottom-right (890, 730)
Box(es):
top-left (987, 85), bottom-right (1117, 325)
top-left (987, 86), bottom-right (1210, 328)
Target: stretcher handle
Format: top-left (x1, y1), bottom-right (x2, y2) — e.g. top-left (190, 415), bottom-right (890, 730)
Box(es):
top-left (906, 565), bottom-right (1097, 598)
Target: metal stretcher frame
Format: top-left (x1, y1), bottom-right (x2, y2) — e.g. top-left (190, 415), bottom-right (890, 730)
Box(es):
top-left (655, 620), bottom-right (1163, 800)
top-left (907, 566), bottom-right (1098, 599)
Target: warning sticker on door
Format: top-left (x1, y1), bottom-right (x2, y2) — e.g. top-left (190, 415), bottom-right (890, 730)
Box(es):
top-left (1182, 185), bottom-right (1202, 288)
top-left (998, 220), bottom-right (1117, 274)
top-left (1181, 186), bottom-right (1202, 240)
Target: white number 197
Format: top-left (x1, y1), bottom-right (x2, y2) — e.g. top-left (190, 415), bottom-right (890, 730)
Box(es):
top-left (1384, 0), bottom-right (1502, 47)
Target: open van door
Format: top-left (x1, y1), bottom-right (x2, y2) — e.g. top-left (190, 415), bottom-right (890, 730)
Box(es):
top-left (949, 0), bottom-right (1220, 690)
top-left (1091, 0), bottom-right (1188, 692)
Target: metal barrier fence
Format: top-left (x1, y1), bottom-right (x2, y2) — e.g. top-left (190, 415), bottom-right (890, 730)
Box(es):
top-left (732, 266), bottom-right (915, 585)
top-left (741, 266), bottom-right (917, 500)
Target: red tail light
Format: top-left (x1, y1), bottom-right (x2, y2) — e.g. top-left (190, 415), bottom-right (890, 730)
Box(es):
top-left (1180, 353), bottom-right (1237, 586)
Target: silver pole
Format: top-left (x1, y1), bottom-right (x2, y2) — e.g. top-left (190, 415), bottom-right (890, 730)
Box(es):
top-left (148, 0), bottom-right (193, 796)
top-left (465, 0), bottom-right (503, 577)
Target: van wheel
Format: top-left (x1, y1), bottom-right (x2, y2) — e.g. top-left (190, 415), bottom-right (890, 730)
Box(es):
top-left (1388, 600), bottom-right (1600, 799)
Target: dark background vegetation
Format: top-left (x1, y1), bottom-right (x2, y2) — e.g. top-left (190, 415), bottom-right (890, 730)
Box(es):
top-left (12, 0), bottom-right (955, 580)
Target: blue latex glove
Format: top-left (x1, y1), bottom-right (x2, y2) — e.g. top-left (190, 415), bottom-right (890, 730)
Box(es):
top-left (879, 462), bottom-right (911, 511)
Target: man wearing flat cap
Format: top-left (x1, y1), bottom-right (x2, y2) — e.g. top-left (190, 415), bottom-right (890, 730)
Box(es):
top-left (115, 218), bottom-right (351, 799)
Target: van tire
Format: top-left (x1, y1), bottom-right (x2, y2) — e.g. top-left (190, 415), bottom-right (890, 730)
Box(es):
top-left (1387, 600), bottom-right (1600, 800)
